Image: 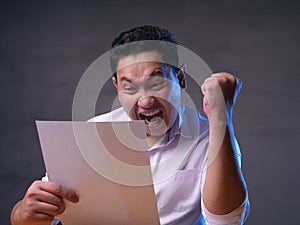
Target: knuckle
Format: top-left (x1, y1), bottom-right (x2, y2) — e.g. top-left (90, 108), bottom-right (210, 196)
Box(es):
top-left (23, 211), bottom-right (33, 221)
top-left (26, 190), bottom-right (36, 199)
top-left (213, 72), bottom-right (235, 83)
top-left (205, 85), bottom-right (214, 92)
top-left (205, 80), bottom-right (219, 92)
top-left (54, 184), bottom-right (63, 194)
top-left (52, 195), bottom-right (63, 205)
top-left (214, 71), bottom-right (233, 78)
top-left (57, 202), bottom-right (66, 215)
top-left (26, 188), bottom-right (38, 199)
top-left (23, 205), bottom-right (37, 221)
top-left (32, 180), bottom-right (39, 185)
top-left (31, 180), bottom-right (42, 188)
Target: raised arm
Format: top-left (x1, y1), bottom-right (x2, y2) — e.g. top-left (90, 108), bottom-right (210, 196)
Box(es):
top-left (201, 73), bottom-right (247, 215)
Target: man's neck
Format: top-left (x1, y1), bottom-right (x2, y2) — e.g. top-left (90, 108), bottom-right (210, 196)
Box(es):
top-left (146, 134), bottom-right (166, 148)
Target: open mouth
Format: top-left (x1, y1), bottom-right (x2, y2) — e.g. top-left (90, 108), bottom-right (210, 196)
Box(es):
top-left (138, 109), bottom-right (163, 124)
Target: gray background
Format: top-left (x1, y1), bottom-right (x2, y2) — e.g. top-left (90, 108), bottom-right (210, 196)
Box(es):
top-left (1, 0), bottom-right (299, 224)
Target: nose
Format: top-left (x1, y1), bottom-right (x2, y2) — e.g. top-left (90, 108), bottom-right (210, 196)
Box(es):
top-left (137, 96), bottom-right (155, 108)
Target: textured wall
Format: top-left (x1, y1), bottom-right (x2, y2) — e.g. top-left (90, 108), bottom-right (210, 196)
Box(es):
top-left (1, 0), bottom-right (299, 224)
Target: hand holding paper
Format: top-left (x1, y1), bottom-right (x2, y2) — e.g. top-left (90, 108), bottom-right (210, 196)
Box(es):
top-left (36, 121), bottom-right (160, 225)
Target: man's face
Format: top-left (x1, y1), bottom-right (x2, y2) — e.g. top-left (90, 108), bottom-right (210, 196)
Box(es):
top-left (113, 51), bottom-right (185, 138)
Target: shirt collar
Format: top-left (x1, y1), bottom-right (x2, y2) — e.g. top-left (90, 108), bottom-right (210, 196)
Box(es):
top-left (168, 105), bottom-right (197, 141)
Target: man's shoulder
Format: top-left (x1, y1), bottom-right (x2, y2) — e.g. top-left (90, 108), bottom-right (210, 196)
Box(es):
top-left (88, 107), bottom-right (130, 122)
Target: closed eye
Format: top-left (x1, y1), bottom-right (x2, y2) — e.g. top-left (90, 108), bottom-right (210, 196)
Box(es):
top-left (123, 85), bottom-right (138, 94)
top-left (148, 80), bottom-right (166, 90)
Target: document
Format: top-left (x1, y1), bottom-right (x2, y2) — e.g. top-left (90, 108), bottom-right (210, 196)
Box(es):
top-left (36, 121), bottom-right (160, 225)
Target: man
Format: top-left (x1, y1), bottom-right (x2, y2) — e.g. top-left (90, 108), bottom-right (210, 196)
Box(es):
top-left (11, 25), bottom-right (249, 225)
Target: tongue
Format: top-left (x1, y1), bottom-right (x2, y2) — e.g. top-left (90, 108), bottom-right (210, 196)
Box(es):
top-left (144, 111), bottom-right (162, 123)
top-left (146, 115), bottom-right (158, 123)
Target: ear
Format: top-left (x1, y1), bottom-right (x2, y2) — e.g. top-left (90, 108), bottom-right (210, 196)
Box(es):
top-left (112, 76), bottom-right (122, 102)
top-left (112, 76), bottom-right (118, 89)
top-left (177, 64), bottom-right (187, 89)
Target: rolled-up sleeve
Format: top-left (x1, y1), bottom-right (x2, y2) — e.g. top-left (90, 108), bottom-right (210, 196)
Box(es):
top-left (199, 150), bottom-right (250, 225)
top-left (201, 195), bottom-right (250, 225)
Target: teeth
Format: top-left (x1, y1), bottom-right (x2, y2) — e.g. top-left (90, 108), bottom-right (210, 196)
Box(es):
top-left (140, 109), bottom-right (160, 117)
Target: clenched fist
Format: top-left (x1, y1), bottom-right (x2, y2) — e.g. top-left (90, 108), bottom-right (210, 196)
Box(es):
top-left (201, 72), bottom-right (242, 124)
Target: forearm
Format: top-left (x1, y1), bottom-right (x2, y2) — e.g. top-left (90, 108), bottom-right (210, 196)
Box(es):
top-left (203, 125), bottom-right (246, 215)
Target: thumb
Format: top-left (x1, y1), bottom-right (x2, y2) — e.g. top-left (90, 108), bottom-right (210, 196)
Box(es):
top-left (201, 76), bottom-right (226, 123)
top-left (203, 96), bottom-right (211, 119)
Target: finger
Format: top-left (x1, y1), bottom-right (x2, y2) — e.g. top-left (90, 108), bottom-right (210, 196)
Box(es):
top-left (203, 96), bottom-right (211, 118)
top-left (41, 192), bottom-right (63, 206)
top-left (40, 182), bottom-right (79, 203)
top-left (211, 72), bottom-right (238, 101)
top-left (211, 72), bottom-right (235, 81)
top-left (19, 201), bottom-right (56, 224)
top-left (34, 200), bottom-right (65, 216)
top-left (35, 192), bottom-right (65, 214)
top-left (26, 211), bottom-right (55, 224)
top-left (202, 77), bottom-right (223, 101)
top-left (201, 76), bottom-right (217, 96)
top-left (201, 77), bottom-right (226, 122)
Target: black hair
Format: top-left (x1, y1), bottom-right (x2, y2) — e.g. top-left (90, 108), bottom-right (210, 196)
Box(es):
top-left (110, 25), bottom-right (179, 78)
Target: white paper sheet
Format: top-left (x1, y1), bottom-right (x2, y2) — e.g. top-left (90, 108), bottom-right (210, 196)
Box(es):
top-left (36, 121), bottom-right (160, 225)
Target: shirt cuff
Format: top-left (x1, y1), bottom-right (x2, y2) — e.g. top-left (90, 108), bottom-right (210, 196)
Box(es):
top-left (201, 196), bottom-right (250, 225)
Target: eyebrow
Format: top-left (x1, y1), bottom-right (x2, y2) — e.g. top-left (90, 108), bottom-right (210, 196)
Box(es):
top-left (119, 70), bottom-right (163, 83)
top-left (120, 77), bottom-right (133, 83)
